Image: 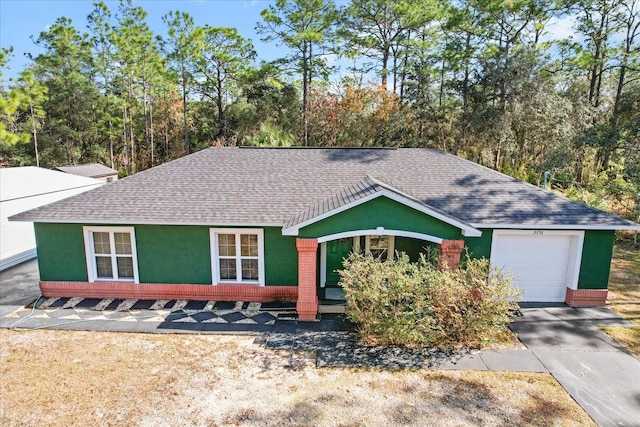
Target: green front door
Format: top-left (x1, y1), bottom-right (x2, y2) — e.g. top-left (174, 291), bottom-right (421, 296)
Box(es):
top-left (325, 239), bottom-right (353, 287)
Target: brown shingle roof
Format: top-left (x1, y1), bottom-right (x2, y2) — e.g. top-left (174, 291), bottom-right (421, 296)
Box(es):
top-left (11, 147), bottom-right (639, 230)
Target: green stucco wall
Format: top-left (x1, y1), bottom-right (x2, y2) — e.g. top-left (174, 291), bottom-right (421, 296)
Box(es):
top-left (264, 227), bottom-right (298, 285)
top-left (298, 196), bottom-right (464, 240)
top-left (34, 223), bottom-right (298, 286)
top-left (464, 229), bottom-right (493, 260)
top-left (395, 237), bottom-right (438, 261)
top-left (135, 225), bottom-right (212, 284)
top-left (577, 230), bottom-right (615, 289)
top-left (34, 223), bottom-right (88, 281)
top-left (325, 238), bottom-right (354, 285)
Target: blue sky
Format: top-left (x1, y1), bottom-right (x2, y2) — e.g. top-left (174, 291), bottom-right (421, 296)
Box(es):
top-left (0, 0), bottom-right (283, 79)
top-left (1, 0), bottom-right (579, 82)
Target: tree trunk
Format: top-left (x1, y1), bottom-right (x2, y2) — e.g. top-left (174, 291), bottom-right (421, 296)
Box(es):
top-left (123, 106), bottom-right (130, 175)
top-left (462, 31), bottom-right (471, 111)
top-left (308, 41), bottom-right (313, 138)
top-left (392, 45), bottom-right (398, 95)
top-left (588, 11), bottom-right (607, 108)
top-left (181, 56), bottom-right (189, 155)
top-left (594, 56), bottom-right (604, 108)
top-left (164, 103), bottom-right (169, 163)
top-left (102, 59), bottom-right (114, 170)
top-left (439, 56), bottom-right (446, 108)
top-left (143, 85), bottom-right (149, 162)
top-left (109, 120), bottom-right (114, 170)
top-left (302, 41), bottom-right (310, 146)
top-left (493, 142), bottom-right (502, 171)
top-left (613, 7), bottom-right (635, 117)
top-left (494, 20), bottom-right (510, 172)
top-left (381, 48), bottom-right (389, 88)
top-left (575, 149), bottom-right (584, 184)
top-left (106, 89), bottom-right (114, 169)
top-left (30, 100), bottom-right (39, 167)
top-left (613, 61), bottom-right (627, 117)
top-left (129, 92), bottom-right (135, 174)
top-left (217, 66), bottom-right (224, 140)
top-left (457, 31), bottom-right (472, 156)
top-left (150, 98), bottom-right (154, 168)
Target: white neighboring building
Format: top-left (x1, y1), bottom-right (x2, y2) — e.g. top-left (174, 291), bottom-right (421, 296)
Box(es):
top-left (0, 167), bottom-right (103, 271)
top-left (54, 163), bottom-right (119, 183)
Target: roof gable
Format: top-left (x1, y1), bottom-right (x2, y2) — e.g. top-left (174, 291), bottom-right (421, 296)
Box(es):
top-left (282, 176), bottom-right (481, 237)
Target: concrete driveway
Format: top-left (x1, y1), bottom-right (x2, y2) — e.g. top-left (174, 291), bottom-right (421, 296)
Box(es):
top-left (0, 259), bottom-right (40, 318)
top-left (510, 305), bottom-right (640, 427)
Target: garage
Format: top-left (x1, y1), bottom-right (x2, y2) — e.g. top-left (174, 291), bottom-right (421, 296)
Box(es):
top-left (490, 230), bottom-right (584, 302)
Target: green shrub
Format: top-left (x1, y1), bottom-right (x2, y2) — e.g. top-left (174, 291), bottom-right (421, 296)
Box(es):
top-left (338, 252), bottom-right (521, 348)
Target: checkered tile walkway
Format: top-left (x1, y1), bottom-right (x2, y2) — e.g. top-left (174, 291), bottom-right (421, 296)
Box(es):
top-left (6, 297), bottom-right (297, 326)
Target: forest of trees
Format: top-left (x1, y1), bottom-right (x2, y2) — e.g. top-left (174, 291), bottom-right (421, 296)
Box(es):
top-left (1, 0), bottom-right (638, 222)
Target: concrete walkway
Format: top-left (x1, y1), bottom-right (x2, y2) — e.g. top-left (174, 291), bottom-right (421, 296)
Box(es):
top-left (0, 295), bottom-right (299, 334)
top-left (510, 305), bottom-right (640, 427)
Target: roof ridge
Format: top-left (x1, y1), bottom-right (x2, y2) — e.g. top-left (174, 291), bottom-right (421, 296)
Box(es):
top-left (362, 175), bottom-right (423, 206)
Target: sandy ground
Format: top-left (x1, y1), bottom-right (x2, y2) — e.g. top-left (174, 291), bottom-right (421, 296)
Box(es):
top-left (0, 329), bottom-right (594, 427)
top-left (604, 246), bottom-right (640, 356)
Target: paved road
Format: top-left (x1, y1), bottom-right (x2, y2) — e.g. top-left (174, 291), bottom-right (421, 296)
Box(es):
top-left (511, 306), bottom-right (640, 427)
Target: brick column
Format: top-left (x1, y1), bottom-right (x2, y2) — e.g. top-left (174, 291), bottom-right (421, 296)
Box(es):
top-left (438, 239), bottom-right (465, 270)
top-left (296, 238), bottom-right (319, 321)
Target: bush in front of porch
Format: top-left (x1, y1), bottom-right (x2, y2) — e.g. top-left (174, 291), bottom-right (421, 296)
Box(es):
top-left (339, 253), bottom-right (521, 348)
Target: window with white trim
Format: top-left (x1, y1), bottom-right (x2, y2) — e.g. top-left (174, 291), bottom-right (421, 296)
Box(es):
top-left (83, 226), bottom-right (139, 282)
top-left (210, 229), bottom-right (265, 285)
top-left (365, 235), bottom-right (395, 261)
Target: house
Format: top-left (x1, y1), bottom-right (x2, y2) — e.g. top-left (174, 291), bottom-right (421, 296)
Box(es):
top-left (10, 148), bottom-right (639, 320)
top-left (54, 163), bottom-right (119, 183)
top-left (1, 167), bottom-right (103, 271)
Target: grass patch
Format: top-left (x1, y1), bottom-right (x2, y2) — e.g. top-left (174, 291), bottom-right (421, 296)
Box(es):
top-left (604, 244), bottom-right (640, 356)
top-left (0, 329), bottom-right (594, 426)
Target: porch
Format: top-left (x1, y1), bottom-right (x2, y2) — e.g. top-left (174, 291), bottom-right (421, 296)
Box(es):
top-left (295, 232), bottom-right (466, 321)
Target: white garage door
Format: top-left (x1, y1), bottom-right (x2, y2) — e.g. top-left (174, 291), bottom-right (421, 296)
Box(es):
top-left (490, 231), bottom-right (583, 302)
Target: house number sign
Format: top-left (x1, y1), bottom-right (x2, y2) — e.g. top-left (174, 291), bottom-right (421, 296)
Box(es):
top-left (533, 230), bottom-right (544, 235)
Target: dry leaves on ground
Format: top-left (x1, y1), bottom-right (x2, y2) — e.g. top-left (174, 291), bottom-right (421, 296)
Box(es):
top-left (604, 246), bottom-right (640, 356)
top-left (0, 329), bottom-right (594, 427)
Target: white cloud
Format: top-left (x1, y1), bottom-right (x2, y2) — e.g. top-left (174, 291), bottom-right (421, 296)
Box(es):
top-left (541, 15), bottom-right (578, 42)
top-left (325, 53), bottom-right (339, 67)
